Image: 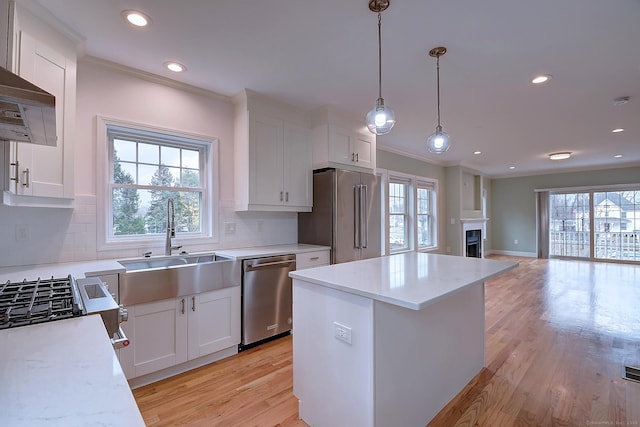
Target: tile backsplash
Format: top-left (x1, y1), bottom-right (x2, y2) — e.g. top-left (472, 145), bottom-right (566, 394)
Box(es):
top-left (0, 195), bottom-right (298, 268)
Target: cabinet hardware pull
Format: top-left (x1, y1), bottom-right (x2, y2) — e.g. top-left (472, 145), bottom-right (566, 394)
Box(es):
top-left (351, 153), bottom-right (355, 162)
top-left (285, 191), bottom-right (289, 202)
top-left (192, 296), bottom-right (196, 312)
top-left (356, 153), bottom-right (359, 162)
top-left (310, 256), bottom-right (319, 261)
top-left (23, 168), bottom-right (30, 188)
top-left (280, 191), bottom-right (283, 202)
top-left (10, 161), bottom-right (19, 185)
top-left (181, 298), bottom-right (185, 314)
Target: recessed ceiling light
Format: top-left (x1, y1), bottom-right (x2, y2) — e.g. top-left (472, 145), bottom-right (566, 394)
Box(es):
top-left (612, 128), bottom-right (624, 133)
top-left (549, 152), bottom-right (572, 160)
top-left (614, 154), bottom-right (623, 158)
top-left (508, 166), bottom-right (516, 170)
top-left (473, 151), bottom-right (482, 155)
top-left (164, 62), bottom-right (186, 73)
top-left (122, 10), bottom-right (151, 27)
top-left (531, 74), bottom-right (551, 84)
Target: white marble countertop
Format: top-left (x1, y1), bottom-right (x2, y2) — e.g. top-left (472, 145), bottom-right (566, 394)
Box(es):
top-left (0, 244), bottom-right (330, 282)
top-left (290, 253), bottom-right (518, 310)
top-left (214, 243), bottom-right (330, 260)
top-left (0, 315), bottom-right (145, 427)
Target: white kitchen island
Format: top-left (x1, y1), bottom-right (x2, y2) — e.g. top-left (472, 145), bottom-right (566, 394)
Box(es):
top-left (289, 252), bottom-right (517, 427)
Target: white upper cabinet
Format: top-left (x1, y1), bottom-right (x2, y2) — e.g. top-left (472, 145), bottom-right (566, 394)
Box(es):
top-left (233, 90), bottom-right (312, 212)
top-left (311, 106), bottom-right (376, 172)
top-left (3, 3), bottom-right (77, 207)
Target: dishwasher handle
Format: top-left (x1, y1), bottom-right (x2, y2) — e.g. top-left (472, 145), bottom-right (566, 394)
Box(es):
top-left (244, 259), bottom-right (295, 272)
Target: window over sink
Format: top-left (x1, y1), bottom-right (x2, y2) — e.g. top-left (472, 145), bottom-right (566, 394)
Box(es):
top-left (97, 117), bottom-right (219, 250)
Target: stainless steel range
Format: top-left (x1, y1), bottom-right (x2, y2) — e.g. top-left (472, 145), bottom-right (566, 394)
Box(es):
top-left (0, 275), bottom-right (129, 348)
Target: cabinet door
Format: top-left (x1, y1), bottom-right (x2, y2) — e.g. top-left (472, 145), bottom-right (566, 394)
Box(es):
top-left (187, 287), bottom-right (241, 360)
top-left (249, 112), bottom-right (284, 206)
top-left (351, 133), bottom-right (374, 170)
top-left (119, 298), bottom-right (187, 379)
top-left (328, 125), bottom-right (353, 166)
top-left (283, 122), bottom-right (312, 209)
top-left (12, 31), bottom-right (75, 198)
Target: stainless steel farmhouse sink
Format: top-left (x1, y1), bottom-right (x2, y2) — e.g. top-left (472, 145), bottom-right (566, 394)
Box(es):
top-left (118, 255), bottom-right (240, 305)
top-left (119, 254), bottom-right (216, 271)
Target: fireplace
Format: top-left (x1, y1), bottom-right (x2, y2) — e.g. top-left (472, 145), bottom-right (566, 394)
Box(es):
top-left (466, 229), bottom-right (481, 258)
top-left (460, 218), bottom-right (488, 258)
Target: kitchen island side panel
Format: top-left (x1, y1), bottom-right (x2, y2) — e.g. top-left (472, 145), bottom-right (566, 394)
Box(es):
top-left (292, 279), bottom-right (374, 427)
top-left (373, 281), bottom-right (485, 426)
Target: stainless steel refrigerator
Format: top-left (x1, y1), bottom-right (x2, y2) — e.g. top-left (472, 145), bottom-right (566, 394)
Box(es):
top-left (298, 168), bottom-right (381, 264)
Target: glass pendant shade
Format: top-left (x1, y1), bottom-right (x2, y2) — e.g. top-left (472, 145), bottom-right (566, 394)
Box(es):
top-left (426, 126), bottom-right (451, 153)
top-left (366, 98), bottom-right (396, 135)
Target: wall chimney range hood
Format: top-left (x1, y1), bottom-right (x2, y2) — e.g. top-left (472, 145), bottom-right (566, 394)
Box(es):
top-left (0, 66), bottom-right (56, 146)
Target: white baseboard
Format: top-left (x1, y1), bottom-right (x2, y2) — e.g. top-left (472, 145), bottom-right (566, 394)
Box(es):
top-left (486, 249), bottom-right (536, 258)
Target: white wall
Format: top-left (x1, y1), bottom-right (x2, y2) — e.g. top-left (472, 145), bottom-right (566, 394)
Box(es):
top-left (0, 58), bottom-right (297, 268)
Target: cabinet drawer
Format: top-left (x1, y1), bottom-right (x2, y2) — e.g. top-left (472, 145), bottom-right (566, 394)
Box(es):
top-left (296, 250), bottom-right (330, 270)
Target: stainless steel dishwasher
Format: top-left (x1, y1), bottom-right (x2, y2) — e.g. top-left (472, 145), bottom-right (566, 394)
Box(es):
top-left (241, 254), bottom-right (296, 348)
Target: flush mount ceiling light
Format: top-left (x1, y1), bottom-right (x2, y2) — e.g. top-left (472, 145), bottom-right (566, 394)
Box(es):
top-left (614, 154), bottom-right (623, 158)
top-left (612, 128), bottom-right (624, 133)
top-left (164, 62), bottom-right (186, 73)
top-left (508, 166), bottom-right (516, 170)
top-left (531, 74), bottom-right (551, 84)
top-left (426, 46), bottom-right (451, 154)
top-left (549, 152), bottom-right (572, 160)
top-left (473, 151), bottom-right (482, 155)
top-left (365, 0), bottom-right (396, 135)
top-left (122, 10), bottom-right (151, 27)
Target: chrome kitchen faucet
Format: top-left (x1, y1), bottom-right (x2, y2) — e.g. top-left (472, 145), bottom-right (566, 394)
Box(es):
top-left (165, 198), bottom-right (182, 255)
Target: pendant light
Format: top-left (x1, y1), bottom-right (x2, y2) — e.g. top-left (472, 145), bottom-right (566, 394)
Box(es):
top-left (426, 47), bottom-right (451, 153)
top-left (365, 0), bottom-right (396, 135)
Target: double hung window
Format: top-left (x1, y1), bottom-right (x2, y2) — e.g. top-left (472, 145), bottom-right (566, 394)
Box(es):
top-left (385, 171), bottom-right (438, 253)
top-left (98, 119), bottom-right (217, 249)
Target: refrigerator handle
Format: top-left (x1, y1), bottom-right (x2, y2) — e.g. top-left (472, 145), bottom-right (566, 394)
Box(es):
top-left (361, 185), bottom-right (368, 248)
top-left (354, 185), bottom-right (360, 249)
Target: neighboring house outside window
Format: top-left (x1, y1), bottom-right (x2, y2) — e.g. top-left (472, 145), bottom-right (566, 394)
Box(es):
top-left (384, 170), bottom-right (438, 254)
top-left (97, 117), bottom-right (219, 251)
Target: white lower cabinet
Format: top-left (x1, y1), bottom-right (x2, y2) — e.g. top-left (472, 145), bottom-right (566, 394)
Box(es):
top-left (296, 250), bottom-right (330, 270)
top-left (119, 287), bottom-right (240, 379)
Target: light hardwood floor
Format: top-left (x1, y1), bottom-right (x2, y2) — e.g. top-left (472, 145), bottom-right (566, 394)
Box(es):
top-left (133, 256), bottom-right (640, 426)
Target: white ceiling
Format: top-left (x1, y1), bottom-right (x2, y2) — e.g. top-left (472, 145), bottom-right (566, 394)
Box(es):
top-left (31, 0), bottom-right (640, 177)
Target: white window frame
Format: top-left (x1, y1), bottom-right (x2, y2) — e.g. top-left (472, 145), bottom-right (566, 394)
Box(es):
top-left (388, 174), bottom-right (412, 253)
top-left (96, 116), bottom-right (219, 251)
top-left (416, 179), bottom-right (437, 250)
top-left (381, 169), bottom-right (439, 254)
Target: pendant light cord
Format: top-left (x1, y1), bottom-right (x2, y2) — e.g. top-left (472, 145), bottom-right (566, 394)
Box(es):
top-left (377, 12), bottom-right (382, 100)
top-left (436, 54), bottom-right (441, 128)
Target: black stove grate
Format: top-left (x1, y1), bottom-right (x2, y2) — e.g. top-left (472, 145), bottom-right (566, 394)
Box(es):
top-left (0, 276), bottom-right (83, 329)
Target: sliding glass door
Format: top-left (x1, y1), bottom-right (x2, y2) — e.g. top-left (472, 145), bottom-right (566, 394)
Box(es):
top-left (593, 190), bottom-right (640, 261)
top-left (548, 189), bottom-right (639, 262)
top-left (549, 192), bottom-right (590, 258)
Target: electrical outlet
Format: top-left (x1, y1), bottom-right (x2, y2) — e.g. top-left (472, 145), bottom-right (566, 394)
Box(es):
top-left (15, 224), bottom-right (30, 242)
top-left (333, 322), bottom-right (352, 345)
top-left (224, 222), bottom-right (236, 234)
top-left (514, 239), bottom-right (518, 245)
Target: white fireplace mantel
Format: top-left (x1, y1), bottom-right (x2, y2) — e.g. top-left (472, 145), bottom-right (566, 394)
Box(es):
top-left (460, 218), bottom-right (489, 258)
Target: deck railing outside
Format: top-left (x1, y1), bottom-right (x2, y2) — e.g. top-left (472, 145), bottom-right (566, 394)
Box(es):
top-left (550, 231), bottom-right (640, 261)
